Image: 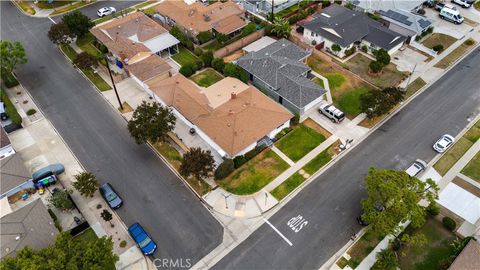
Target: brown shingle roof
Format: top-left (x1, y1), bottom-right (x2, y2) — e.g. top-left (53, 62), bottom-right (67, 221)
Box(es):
top-left (148, 75), bottom-right (292, 156)
top-left (214, 16), bottom-right (248, 35)
top-left (90, 12), bottom-right (166, 60)
top-left (155, 0), bottom-right (244, 34)
top-left (449, 240), bottom-right (480, 270)
top-left (126, 55), bottom-right (171, 82)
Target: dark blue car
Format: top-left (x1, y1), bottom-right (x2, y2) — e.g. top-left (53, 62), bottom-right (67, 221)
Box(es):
top-left (128, 223), bottom-right (157, 255)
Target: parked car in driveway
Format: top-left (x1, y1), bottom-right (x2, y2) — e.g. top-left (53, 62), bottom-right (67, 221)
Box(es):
top-left (318, 103), bottom-right (345, 123)
top-left (405, 159), bottom-right (428, 177)
top-left (451, 0), bottom-right (474, 8)
top-left (440, 7), bottom-right (464, 24)
top-left (32, 163), bottom-right (65, 182)
top-left (433, 134), bottom-right (455, 153)
top-left (99, 183), bottom-right (123, 209)
top-left (97, 7), bottom-right (116, 17)
top-left (128, 223), bottom-right (157, 255)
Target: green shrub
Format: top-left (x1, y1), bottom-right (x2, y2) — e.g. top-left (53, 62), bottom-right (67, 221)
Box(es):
top-left (465, 39), bottom-right (475, 46)
top-left (442, 216), bottom-right (456, 231)
top-left (345, 46), bottom-right (356, 57)
top-left (426, 202), bottom-right (440, 216)
top-left (26, 109), bottom-right (36, 116)
top-left (179, 65), bottom-right (194, 77)
top-left (275, 127), bottom-right (292, 140)
top-left (233, 155), bottom-right (247, 168)
top-left (307, 7), bottom-right (315, 14)
top-left (1, 72), bottom-right (19, 88)
top-left (214, 159), bottom-right (235, 180)
top-left (415, 35), bottom-right (422, 41)
top-left (119, 240), bottom-right (127, 248)
top-left (212, 58), bottom-right (225, 72)
top-left (201, 51), bottom-right (213, 67)
top-left (241, 23), bottom-right (256, 37)
top-left (432, 44), bottom-right (444, 53)
top-left (369, 60), bottom-right (383, 73)
top-left (361, 45), bottom-right (368, 53)
top-left (291, 113), bottom-right (300, 126)
top-left (288, 15), bottom-right (298, 25)
top-left (197, 31), bottom-right (212, 44)
top-left (0, 88), bottom-right (22, 125)
top-left (193, 47), bottom-right (203, 56)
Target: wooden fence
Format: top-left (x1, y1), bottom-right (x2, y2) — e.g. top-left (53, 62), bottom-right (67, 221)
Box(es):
top-left (213, 29), bottom-right (265, 58)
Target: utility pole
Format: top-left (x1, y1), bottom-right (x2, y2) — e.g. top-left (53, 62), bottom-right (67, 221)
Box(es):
top-left (404, 63), bottom-right (417, 92)
top-left (104, 55), bottom-right (124, 111)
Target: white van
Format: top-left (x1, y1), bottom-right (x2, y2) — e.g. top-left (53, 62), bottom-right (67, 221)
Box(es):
top-left (440, 7), bottom-right (464, 24)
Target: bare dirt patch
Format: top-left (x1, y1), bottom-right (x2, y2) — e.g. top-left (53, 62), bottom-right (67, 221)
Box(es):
top-left (302, 118), bottom-right (332, 138)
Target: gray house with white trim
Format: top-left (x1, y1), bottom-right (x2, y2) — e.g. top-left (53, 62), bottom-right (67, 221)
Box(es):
top-left (236, 39), bottom-right (326, 116)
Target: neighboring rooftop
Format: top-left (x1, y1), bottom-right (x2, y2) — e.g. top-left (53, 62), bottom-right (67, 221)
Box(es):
top-left (147, 75), bottom-right (293, 156)
top-left (236, 38), bottom-right (326, 109)
top-left (448, 240), bottom-right (480, 270)
top-left (0, 153), bottom-right (31, 195)
top-left (1, 126), bottom-right (10, 149)
top-left (350, 0), bottom-right (432, 33)
top-left (0, 199), bottom-right (58, 258)
top-left (304, 4), bottom-right (406, 49)
top-left (155, 0), bottom-right (245, 35)
top-left (126, 54), bottom-right (171, 82)
top-left (91, 12), bottom-right (178, 62)
top-left (243, 36), bottom-right (277, 53)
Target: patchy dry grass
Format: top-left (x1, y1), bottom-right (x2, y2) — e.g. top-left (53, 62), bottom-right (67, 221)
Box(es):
top-left (434, 39), bottom-right (477, 69)
top-left (422, 33), bottom-right (457, 53)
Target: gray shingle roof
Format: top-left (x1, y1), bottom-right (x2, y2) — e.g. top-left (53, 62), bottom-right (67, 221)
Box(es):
top-left (237, 39), bottom-right (326, 109)
top-left (1, 154), bottom-right (31, 195)
top-left (1, 199), bottom-right (58, 258)
top-left (304, 4), bottom-right (406, 50)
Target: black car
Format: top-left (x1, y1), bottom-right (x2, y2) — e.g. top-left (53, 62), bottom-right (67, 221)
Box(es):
top-left (99, 183), bottom-right (123, 209)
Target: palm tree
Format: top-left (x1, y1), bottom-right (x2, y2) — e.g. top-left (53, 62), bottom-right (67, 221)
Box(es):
top-left (271, 17), bottom-right (291, 39)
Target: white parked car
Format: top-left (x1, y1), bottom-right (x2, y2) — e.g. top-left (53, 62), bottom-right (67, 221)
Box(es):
top-left (433, 134), bottom-right (455, 153)
top-left (405, 159), bottom-right (427, 177)
top-left (451, 0), bottom-right (474, 8)
top-left (97, 7), bottom-right (116, 17)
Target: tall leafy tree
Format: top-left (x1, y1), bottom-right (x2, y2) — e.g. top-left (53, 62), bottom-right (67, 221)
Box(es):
top-left (127, 101), bottom-right (176, 144)
top-left (179, 147), bottom-right (215, 181)
top-left (361, 168), bottom-right (438, 237)
top-left (271, 17), bottom-right (291, 38)
top-left (0, 40), bottom-right (28, 75)
top-left (0, 232), bottom-right (118, 269)
top-left (360, 87), bottom-right (405, 118)
top-left (48, 189), bottom-right (74, 211)
top-left (62, 11), bottom-right (94, 38)
top-left (371, 249), bottom-right (398, 270)
top-left (72, 172), bottom-right (99, 198)
top-left (47, 22), bottom-right (72, 44)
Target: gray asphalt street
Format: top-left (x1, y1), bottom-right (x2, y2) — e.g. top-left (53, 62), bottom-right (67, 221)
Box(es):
top-left (213, 48), bottom-right (480, 269)
top-left (1, 1), bottom-right (222, 264)
top-left (50, 0), bottom-right (139, 19)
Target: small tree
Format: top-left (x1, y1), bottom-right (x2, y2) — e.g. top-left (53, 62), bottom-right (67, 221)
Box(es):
top-left (360, 87), bottom-right (405, 119)
top-left (217, 33), bottom-right (230, 45)
top-left (100, 209), bottom-right (114, 227)
top-left (201, 50), bottom-right (214, 67)
top-left (48, 22), bottom-right (72, 44)
top-left (73, 52), bottom-right (98, 69)
top-left (0, 40), bottom-right (28, 76)
top-left (223, 62), bottom-right (239, 77)
top-left (331, 44), bottom-right (341, 55)
top-left (375, 48), bottom-right (390, 66)
top-left (62, 11), bottom-right (94, 38)
top-left (371, 249), bottom-right (398, 270)
top-left (212, 58), bottom-right (225, 72)
top-left (197, 31), bottom-right (212, 44)
top-left (127, 101), bottom-right (176, 144)
top-left (360, 168), bottom-right (438, 237)
top-left (179, 147), bottom-right (215, 181)
top-left (179, 64), bottom-right (194, 77)
top-left (214, 159), bottom-right (234, 180)
top-left (72, 172), bottom-right (99, 198)
top-left (369, 60), bottom-right (383, 73)
top-left (49, 189), bottom-right (74, 211)
top-left (271, 17), bottom-right (291, 38)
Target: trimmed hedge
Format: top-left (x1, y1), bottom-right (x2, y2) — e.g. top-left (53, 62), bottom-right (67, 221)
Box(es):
top-left (1, 88), bottom-right (22, 125)
top-left (214, 159), bottom-right (235, 180)
top-left (442, 216), bottom-right (456, 231)
top-left (233, 155), bottom-right (246, 169)
top-left (244, 145), bottom-right (267, 161)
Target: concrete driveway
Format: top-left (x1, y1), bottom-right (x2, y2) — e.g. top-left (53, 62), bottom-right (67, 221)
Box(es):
top-left (425, 8), bottom-right (474, 39)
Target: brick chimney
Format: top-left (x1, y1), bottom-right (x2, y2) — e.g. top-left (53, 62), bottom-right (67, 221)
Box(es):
top-left (231, 92), bottom-right (237, 99)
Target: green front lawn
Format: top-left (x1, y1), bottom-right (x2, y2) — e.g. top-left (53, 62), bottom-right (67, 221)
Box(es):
top-left (275, 124), bottom-right (326, 162)
top-left (171, 46), bottom-right (199, 67)
top-left (50, 1), bottom-right (90, 15)
top-left (60, 43), bottom-right (78, 62)
top-left (336, 86), bottom-right (370, 117)
top-left (313, 77), bottom-right (324, 88)
top-left (36, 0), bottom-right (72, 9)
top-left (464, 119), bottom-right (480, 143)
top-left (324, 72), bottom-right (346, 89)
top-left (191, 68), bottom-right (224, 87)
top-left (271, 172), bottom-right (305, 200)
top-left (344, 54), bottom-right (409, 89)
top-left (347, 228), bottom-right (384, 268)
top-left (76, 33), bottom-right (101, 57)
top-left (302, 147), bottom-right (332, 175)
top-left (434, 137), bottom-right (474, 176)
top-left (462, 152), bottom-right (480, 183)
top-left (81, 68), bottom-right (111, 91)
top-left (405, 77), bottom-right (427, 98)
top-left (217, 149), bottom-right (290, 195)
top-left (1, 88), bottom-right (22, 125)
top-left (74, 228), bottom-right (98, 243)
top-left (398, 218), bottom-right (456, 270)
